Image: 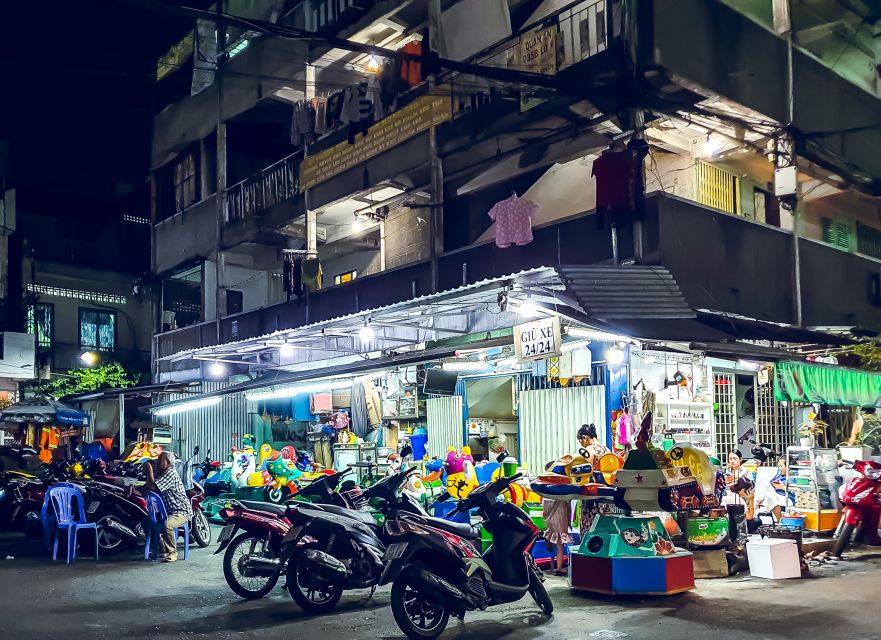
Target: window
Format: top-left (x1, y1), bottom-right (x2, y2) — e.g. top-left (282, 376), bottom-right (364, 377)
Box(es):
top-left (26, 303), bottom-right (54, 350)
top-left (79, 309), bottom-right (116, 352)
top-left (173, 151), bottom-right (198, 213)
top-left (821, 217), bottom-right (850, 251)
top-left (856, 222), bottom-right (881, 260)
top-left (696, 161), bottom-right (741, 215)
top-left (334, 270), bottom-right (358, 285)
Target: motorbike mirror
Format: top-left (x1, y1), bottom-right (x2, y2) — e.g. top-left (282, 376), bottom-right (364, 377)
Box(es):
top-left (495, 450), bottom-right (509, 464)
top-left (193, 446), bottom-right (200, 456)
top-left (437, 491), bottom-right (452, 503)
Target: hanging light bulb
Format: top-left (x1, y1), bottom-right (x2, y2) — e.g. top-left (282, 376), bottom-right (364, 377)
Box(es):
top-left (366, 54), bottom-right (380, 74)
top-left (358, 326), bottom-right (375, 343)
top-left (210, 361), bottom-right (226, 377)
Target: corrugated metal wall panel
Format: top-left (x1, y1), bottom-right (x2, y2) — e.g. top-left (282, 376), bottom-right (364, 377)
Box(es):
top-left (161, 382), bottom-right (251, 459)
top-left (426, 396), bottom-right (464, 460)
top-left (519, 385), bottom-right (606, 475)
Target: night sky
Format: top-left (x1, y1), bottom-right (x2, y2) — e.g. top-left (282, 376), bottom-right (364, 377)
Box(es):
top-left (0, 1), bottom-right (209, 221)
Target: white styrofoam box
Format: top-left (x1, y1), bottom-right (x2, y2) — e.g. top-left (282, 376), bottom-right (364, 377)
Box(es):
top-left (839, 446), bottom-right (873, 462)
top-left (746, 538), bottom-right (801, 579)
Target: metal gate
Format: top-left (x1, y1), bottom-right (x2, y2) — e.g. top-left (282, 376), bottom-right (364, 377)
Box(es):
top-left (713, 372), bottom-right (737, 457)
top-left (755, 380), bottom-right (796, 457)
top-left (518, 385), bottom-right (606, 475)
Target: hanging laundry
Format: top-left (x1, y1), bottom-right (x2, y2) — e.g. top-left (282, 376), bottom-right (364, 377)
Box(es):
top-left (325, 90), bottom-right (346, 130)
top-left (302, 258), bottom-right (323, 291)
top-left (592, 145), bottom-right (642, 229)
top-left (341, 81), bottom-right (374, 144)
top-left (400, 41), bottom-right (423, 87)
top-left (488, 193), bottom-right (538, 248)
top-left (312, 96), bottom-right (328, 135)
top-left (290, 100), bottom-right (316, 147)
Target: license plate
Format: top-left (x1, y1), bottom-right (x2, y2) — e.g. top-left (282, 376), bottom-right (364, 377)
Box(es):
top-left (87, 501), bottom-right (100, 514)
top-left (384, 542), bottom-right (407, 561)
top-left (217, 525), bottom-right (234, 545)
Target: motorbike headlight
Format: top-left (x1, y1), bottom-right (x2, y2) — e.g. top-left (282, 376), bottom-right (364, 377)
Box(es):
top-left (864, 468), bottom-right (881, 480)
top-left (851, 489), bottom-right (873, 502)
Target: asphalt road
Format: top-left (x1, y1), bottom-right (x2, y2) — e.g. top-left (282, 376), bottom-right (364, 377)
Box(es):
top-left (1, 530), bottom-right (880, 640)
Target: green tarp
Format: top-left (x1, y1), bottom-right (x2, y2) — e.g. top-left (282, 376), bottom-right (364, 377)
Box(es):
top-left (774, 361), bottom-right (881, 407)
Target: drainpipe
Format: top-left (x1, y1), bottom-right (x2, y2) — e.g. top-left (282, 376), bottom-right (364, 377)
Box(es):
top-left (785, 8), bottom-right (803, 328)
top-left (215, 1), bottom-right (227, 345)
top-left (429, 107), bottom-right (443, 293)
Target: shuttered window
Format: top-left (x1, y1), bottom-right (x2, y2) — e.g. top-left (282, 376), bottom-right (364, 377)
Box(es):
top-left (856, 221), bottom-right (881, 259)
top-left (821, 217), bottom-right (850, 251)
top-left (696, 161), bottom-right (741, 215)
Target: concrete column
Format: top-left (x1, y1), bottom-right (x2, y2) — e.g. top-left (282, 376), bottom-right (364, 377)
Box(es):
top-left (306, 209), bottom-right (318, 255)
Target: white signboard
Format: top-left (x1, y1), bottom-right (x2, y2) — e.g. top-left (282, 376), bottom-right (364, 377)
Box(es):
top-left (514, 317), bottom-right (562, 362)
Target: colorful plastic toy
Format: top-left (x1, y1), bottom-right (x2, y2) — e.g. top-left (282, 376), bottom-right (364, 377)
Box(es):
top-left (444, 446), bottom-right (478, 499)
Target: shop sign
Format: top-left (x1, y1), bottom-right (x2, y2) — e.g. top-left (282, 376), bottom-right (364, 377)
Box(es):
top-left (300, 95), bottom-right (452, 190)
top-left (514, 317), bottom-right (562, 362)
top-left (518, 25), bottom-right (557, 112)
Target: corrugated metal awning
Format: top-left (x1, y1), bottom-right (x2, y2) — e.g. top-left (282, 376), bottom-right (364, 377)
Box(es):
top-left (556, 265), bottom-right (695, 320)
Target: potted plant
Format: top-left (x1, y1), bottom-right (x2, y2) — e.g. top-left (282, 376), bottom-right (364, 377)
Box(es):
top-left (799, 413), bottom-right (829, 448)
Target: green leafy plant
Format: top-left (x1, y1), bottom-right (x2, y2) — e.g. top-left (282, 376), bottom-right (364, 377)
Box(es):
top-left (39, 362), bottom-right (140, 399)
top-left (837, 341), bottom-right (881, 372)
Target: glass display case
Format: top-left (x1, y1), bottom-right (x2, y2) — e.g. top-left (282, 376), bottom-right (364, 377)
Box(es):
top-left (784, 446), bottom-right (841, 532)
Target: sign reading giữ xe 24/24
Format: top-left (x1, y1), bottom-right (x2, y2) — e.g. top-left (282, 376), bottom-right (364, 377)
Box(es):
top-left (514, 316), bottom-right (562, 362)
top-left (299, 94), bottom-right (452, 190)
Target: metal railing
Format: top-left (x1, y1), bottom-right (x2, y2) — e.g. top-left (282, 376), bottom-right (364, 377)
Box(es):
top-left (225, 151), bottom-right (303, 223)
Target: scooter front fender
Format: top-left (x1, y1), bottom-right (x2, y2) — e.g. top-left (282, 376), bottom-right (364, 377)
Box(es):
top-left (844, 505), bottom-right (863, 527)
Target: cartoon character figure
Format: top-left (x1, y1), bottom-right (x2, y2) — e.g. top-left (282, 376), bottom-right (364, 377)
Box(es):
top-left (444, 446), bottom-right (478, 499)
top-left (386, 452), bottom-right (403, 476)
top-left (231, 445), bottom-right (257, 488)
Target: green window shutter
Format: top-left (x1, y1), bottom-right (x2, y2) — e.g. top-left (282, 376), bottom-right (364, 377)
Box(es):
top-left (821, 217), bottom-right (850, 251)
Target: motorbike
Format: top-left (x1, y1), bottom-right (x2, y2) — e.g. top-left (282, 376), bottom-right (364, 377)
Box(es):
top-left (282, 466), bottom-right (475, 614)
top-left (833, 459), bottom-right (881, 557)
top-left (214, 467), bottom-right (358, 599)
top-left (379, 473), bottom-right (552, 640)
top-left (1, 460), bottom-right (75, 531)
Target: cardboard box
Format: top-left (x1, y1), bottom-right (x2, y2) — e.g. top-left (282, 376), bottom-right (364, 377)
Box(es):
top-left (746, 538), bottom-right (801, 579)
top-left (687, 517), bottom-right (730, 548)
top-left (692, 548), bottom-right (729, 578)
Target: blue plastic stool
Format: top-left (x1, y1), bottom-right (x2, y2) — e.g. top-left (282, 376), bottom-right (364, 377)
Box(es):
top-left (145, 492), bottom-right (189, 561)
top-left (48, 485), bottom-right (99, 563)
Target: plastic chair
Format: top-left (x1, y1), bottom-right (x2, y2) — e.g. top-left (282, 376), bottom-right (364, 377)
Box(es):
top-left (144, 492), bottom-right (189, 561)
top-left (48, 485), bottom-right (98, 563)
top-left (40, 482), bottom-right (78, 550)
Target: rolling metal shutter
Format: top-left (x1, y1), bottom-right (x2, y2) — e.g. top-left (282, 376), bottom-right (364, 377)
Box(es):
top-left (519, 385), bottom-right (606, 474)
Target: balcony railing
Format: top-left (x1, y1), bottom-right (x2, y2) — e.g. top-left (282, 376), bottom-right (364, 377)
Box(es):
top-left (225, 152), bottom-right (303, 223)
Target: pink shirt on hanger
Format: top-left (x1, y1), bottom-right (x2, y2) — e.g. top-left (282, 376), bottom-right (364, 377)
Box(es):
top-left (488, 195), bottom-right (538, 248)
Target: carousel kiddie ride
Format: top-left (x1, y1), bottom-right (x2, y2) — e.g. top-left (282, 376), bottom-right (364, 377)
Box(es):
top-left (531, 413), bottom-right (725, 596)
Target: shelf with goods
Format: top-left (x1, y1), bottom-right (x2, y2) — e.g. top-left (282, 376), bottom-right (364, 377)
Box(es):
top-left (654, 399), bottom-right (716, 457)
top-left (784, 446), bottom-right (840, 532)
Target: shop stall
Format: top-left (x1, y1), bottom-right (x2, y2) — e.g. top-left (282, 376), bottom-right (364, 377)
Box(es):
top-left (0, 399), bottom-right (91, 463)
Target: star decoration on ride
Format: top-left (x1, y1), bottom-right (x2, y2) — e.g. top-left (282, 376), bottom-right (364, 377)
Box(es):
top-left (635, 473), bottom-right (644, 483)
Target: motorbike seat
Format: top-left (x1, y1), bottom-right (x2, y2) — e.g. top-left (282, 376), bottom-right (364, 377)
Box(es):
top-left (239, 500), bottom-right (289, 517)
top-left (409, 514), bottom-right (480, 539)
top-left (296, 502), bottom-right (376, 526)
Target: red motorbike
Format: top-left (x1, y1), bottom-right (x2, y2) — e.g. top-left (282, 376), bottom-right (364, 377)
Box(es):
top-left (833, 459), bottom-right (881, 557)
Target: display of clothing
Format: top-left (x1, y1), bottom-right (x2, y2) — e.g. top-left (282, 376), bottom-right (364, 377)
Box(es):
top-left (592, 147), bottom-right (642, 229)
top-left (488, 194), bottom-right (538, 248)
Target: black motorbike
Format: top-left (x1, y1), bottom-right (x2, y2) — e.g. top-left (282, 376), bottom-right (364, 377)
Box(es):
top-left (282, 466), bottom-right (479, 614)
top-left (379, 473), bottom-right (552, 640)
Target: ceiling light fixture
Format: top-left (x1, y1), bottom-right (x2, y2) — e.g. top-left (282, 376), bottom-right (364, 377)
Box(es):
top-left (606, 346), bottom-right (626, 365)
top-left (441, 360), bottom-right (491, 372)
top-left (209, 362), bottom-right (226, 377)
top-left (566, 327), bottom-right (634, 343)
top-left (154, 397), bottom-right (223, 417)
top-left (279, 343), bottom-right (295, 357)
top-left (366, 55), bottom-right (380, 73)
top-left (245, 379), bottom-right (352, 401)
top-left (358, 326), bottom-right (375, 343)
top-left (516, 302), bottom-right (541, 317)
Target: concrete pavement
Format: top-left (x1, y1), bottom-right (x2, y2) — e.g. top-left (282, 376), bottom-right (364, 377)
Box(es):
top-left (1, 531), bottom-right (880, 640)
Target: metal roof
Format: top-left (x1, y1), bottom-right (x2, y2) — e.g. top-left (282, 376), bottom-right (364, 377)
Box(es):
top-left (159, 267), bottom-right (565, 370)
top-left (556, 265), bottom-right (695, 320)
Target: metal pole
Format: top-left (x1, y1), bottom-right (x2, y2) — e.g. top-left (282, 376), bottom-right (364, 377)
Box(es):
top-left (215, 2), bottom-right (227, 344)
top-left (611, 226), bottom-right (619, 265)
top-left (118, 392), bottom-right (125, 456)
top-left (429, 121), bottom-right (444, 293)
top-left (786, 23), bottom-right (803, 327)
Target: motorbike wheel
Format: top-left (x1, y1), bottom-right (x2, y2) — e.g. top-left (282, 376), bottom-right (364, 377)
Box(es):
top-left (528, 566), bottom-right (554, 616)
top-left (191, 511), bottom-right (212, 547)
top-left (833, 522), bottom-right (856, 557)
top-left (286, 543), bottom-right (344, 614)
top-left (95, 515), bottom-right (125, 551)
top-left (390, 563), bottom-right (451, 640)
top-left (223, 533), bottom-right (280, 599)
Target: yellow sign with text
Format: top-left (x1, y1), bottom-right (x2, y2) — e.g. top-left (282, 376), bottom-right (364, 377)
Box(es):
top-left (300, 95), bottom-right (452, 190)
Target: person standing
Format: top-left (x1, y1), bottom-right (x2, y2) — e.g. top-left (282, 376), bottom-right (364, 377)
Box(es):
top-left (541, 461), bottom-right (573, 576)
top-left (577, 424), bottom-right (611, 534)
top-left (145, 452), bottom-right (192, 563)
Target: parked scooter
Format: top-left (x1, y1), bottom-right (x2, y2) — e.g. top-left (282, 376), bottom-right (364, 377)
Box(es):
top-left (282, 466), bottom-right (468, 614)
top-left (214, 467), bottom-right (356, 599)
top-left (833, 459), bottom-right (881, 557)
top-left (379, 473), bottom-right (552, 640)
